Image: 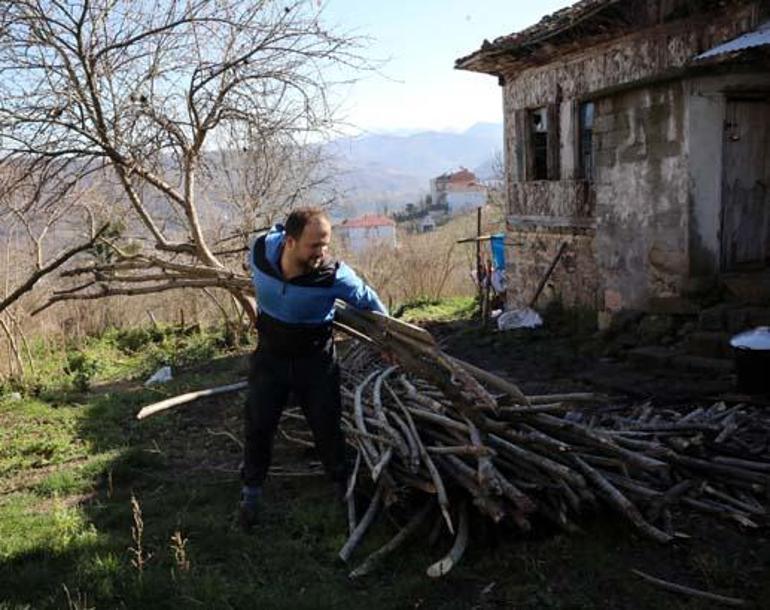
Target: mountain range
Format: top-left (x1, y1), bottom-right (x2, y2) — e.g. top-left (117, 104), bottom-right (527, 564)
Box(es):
top-left (326, 122), bottom-right (502, 216)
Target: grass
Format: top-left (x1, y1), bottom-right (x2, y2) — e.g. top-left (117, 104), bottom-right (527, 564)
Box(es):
top-left (0, 314), bottom-right (768, 609)
top-left (396, 296), bottom-right (477, 323)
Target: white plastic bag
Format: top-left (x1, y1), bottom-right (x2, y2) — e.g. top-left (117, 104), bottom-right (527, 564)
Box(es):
top-left (497, 308), bottom-right (543, 331)
top-left (145, 365), bottom-right (173, 386)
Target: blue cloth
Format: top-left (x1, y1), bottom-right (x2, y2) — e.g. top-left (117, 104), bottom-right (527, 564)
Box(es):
top-left (490, 233), bottom-right (506, 270)
top-left (249, 224), bottom-right (387, 325)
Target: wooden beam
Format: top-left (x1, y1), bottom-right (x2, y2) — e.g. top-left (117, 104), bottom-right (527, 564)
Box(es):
top-left (507, 215), bottom-right (596, 231)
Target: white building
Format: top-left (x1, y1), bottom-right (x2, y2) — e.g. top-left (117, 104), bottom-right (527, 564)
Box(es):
top-left (335, 214), bottom-right (397, 252)
top-left (419, 214), bottom-right (437, 233)
top-left (430, 168), bottom-right (487, 216)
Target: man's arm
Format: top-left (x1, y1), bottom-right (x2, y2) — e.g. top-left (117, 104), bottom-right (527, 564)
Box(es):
top-left (335, 262), bottom-right (388, 314)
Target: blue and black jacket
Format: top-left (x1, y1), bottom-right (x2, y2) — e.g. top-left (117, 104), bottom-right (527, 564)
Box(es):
top-left (249, 224), bottom-right (387, 355)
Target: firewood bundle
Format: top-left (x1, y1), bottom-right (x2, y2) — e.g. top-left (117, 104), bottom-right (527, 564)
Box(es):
top-left (331, 303), bottom-right (770, 578)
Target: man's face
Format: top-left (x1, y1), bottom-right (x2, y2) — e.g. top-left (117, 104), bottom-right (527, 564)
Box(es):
top-left (286, 217), bottom-right (331, 272)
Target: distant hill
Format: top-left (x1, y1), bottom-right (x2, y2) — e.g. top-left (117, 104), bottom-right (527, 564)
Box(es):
top-left (326, 122), bottom-right (502, 215)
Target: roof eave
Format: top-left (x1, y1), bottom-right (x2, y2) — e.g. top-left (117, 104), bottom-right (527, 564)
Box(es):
top-left (454, 52), bottom-right (501, 76)
top-left (455, 0), bottom-right (624, 76)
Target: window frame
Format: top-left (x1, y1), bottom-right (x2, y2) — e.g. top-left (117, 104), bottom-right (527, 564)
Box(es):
top-left (578, 100), bottom-right (595, 182)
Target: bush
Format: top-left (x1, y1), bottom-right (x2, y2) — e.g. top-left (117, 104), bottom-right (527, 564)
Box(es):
top-left (136, 328), bottom-right (223, 377)
top-left (107, 326), bottom-right (165, 353)
top-left (64, 351), bottom-right (101, 392)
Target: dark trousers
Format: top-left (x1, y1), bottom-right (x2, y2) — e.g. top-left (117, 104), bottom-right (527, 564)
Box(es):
top-left (241, 345), bottom-right (347, 488)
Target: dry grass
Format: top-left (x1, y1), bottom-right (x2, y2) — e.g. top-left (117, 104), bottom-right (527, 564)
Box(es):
top-left (334, 206), bottom-right (505, 309)
top-left (0, 205), bottom-right (504, 378)
top-left (0, 280), bottom-right (240, 378)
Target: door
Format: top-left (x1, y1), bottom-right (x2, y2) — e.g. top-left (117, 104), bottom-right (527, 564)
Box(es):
top-left (721, 98), bottom-right (770, 271)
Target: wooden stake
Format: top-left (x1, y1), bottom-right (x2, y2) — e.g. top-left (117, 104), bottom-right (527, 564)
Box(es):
top-left (631, 569), bottom-right (748, 607)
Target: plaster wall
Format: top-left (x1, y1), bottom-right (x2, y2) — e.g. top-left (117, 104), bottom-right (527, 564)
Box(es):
top-left (594, 82), bottom-right (690, 312)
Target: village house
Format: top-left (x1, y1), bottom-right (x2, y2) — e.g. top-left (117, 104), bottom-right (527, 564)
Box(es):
top-left (430, 168), bottom-right (488, 216)
top-left (419, 214), bottom-right (437, 233)
top-left (457, 0), bottom-right (770, 324)
top-left (334, 214), bottom-right (397, 252)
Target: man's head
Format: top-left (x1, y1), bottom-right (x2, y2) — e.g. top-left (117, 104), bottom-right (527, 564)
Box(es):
top-left (283, 207), bottom-right (332, 272)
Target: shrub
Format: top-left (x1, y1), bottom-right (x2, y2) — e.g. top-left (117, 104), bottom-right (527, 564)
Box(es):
top-left (107, 326), bottom-right (165, 354)
top-left (64, 351), bottom-right (101, 392)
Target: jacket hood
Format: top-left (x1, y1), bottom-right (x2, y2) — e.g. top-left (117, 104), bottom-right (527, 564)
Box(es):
top-left (263, 224), bottom-right (286, 271)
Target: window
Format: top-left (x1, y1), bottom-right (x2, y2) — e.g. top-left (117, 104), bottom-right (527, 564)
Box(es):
top-left (530, 107), bottom-right (549, 180)
top-left (515, 105), bottom-right (560, 181)
top-left (579, 101), bottom-right (595, 181)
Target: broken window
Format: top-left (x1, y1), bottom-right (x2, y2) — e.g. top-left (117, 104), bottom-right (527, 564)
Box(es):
top-left (530, 107), bottom-right (549, 180)
top-left (579, 101), bottom-right (595, 181)
top-left (514, 105), bottom-right (560, 182)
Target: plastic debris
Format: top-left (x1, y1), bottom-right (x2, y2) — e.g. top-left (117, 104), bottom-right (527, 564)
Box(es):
top-left (497, 308), bottom-right (543, 331)
top-left (144, 365), bottom-right (173, 386)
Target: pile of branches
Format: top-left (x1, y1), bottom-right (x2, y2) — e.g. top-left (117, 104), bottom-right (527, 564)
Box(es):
top-left (331, 303), bottom-right (770, 579)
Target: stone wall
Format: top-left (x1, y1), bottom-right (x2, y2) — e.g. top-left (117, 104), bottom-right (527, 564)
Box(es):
top-left (506, 229), bottom-right (599, 310)
top-left (497, 0), bottom-right (768, 315)
top-left (510, 181), bottom-right (594, 217)
top-left (500, 4), bottom-right (758, 110)
top-left (500, 1), bottom-right (760, 206)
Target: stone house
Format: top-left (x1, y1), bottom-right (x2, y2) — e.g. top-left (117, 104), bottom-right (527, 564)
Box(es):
top-left (457, 0), bottom-right (770, 323)
top-left (430, 168), bottom-right (488, 216)
top-left (334, 214), bottom-right (397, 252)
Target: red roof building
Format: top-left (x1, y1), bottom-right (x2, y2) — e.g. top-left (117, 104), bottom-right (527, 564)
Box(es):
top-left (430, 168), bottom-right (487, 215)
top-left (335, 214), bottom-right (397, 252)
top-left (337, 214), bottom-right (396, 229)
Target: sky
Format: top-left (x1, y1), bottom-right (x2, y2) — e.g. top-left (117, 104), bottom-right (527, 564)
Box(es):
top-left (321, 0), bottom-right (574, 135)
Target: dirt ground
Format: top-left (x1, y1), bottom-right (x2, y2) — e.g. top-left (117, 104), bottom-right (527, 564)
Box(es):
top-left (429, 318), bottom-right (738, 405)
top-left (153, 319), bottom-right (770, 608)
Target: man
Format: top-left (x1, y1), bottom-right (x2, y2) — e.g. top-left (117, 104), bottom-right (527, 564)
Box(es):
top-left (239, 207), bottom-right (387, 531)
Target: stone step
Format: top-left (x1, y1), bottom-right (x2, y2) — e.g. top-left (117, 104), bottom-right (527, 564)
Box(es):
top-left (724, 307), bottom-right (770, 334)
top-left (683, 331), bottom-right (733, 360)
top-left (722, 272), bottom-right (770, 305)
top-left (670, 354), bottom-right (735, 375)
top-left (646, 296), bottom-right (699, 316)
top-left (699, 305), bottom-right (770, 333)
top-left (626, 346), bottom-right (735, 376)
top-left (699, 305), bottom-right (729, 332)
top-left (626, 346), bottom-right (676, 368)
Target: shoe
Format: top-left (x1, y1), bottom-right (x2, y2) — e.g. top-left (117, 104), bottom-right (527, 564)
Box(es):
top-left (238, 500), bottom-right (259, 532)
top-left (238, 485), bottom-right (262, 532)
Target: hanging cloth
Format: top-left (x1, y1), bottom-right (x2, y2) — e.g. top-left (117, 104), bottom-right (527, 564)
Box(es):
top-left (490, 233), bottom-right (506, 270)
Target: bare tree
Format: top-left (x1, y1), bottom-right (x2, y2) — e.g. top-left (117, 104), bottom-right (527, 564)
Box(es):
top-left (0, 0), bottom-right (368, 322)
top-left (482, 149), bottom-right (506, 216)
top-left (0, 159), bottom-right (109, 376)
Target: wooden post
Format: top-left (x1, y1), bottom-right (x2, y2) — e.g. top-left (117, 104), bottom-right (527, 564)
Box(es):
top-left (476, 207), bottom-right (483, 321)
top-left (484, 259), bottom-right (492, 327)
top-left (146, 310), bottom-right (159, 328)
top-left (529, 242), bottom-right (568, 308)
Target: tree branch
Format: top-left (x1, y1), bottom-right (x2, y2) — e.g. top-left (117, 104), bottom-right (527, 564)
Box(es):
top-left (0, 222), bottom-right (110, 315)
